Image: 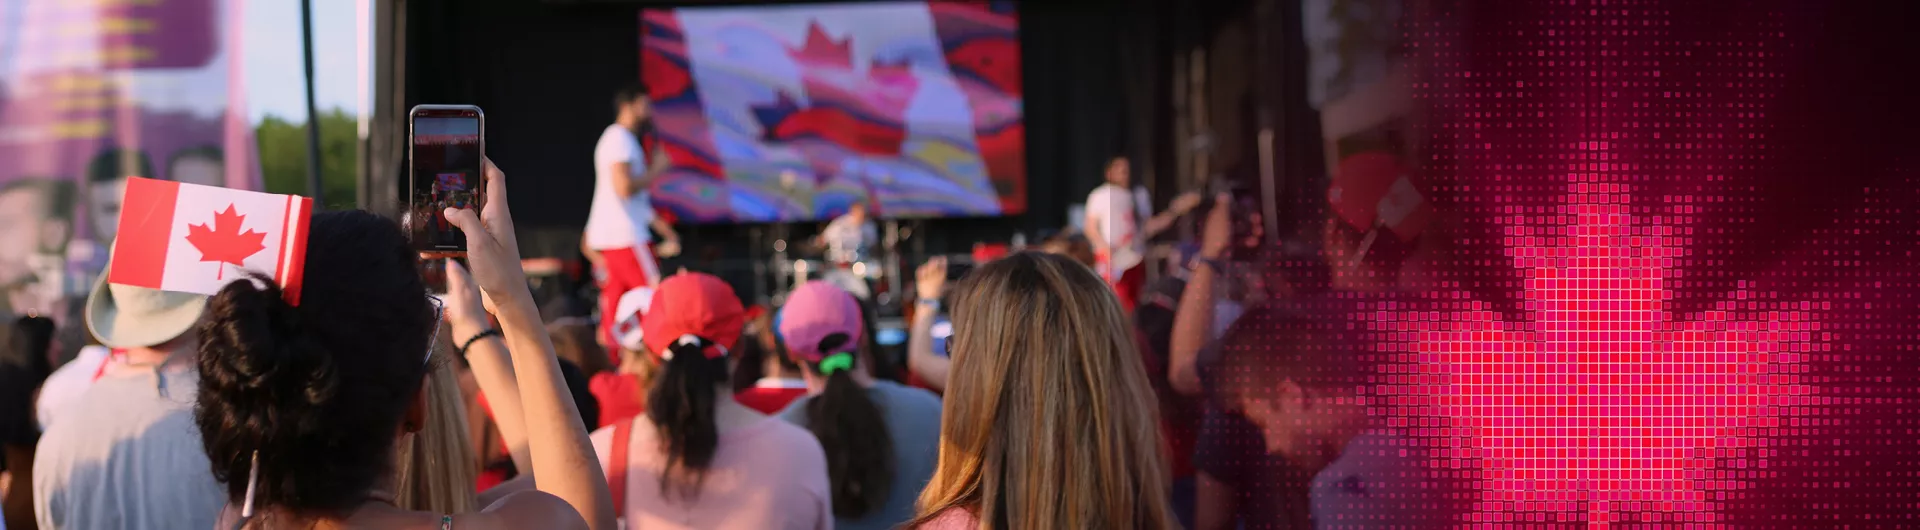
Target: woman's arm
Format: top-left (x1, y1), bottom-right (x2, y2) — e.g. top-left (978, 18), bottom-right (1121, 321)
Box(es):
top-left (445, 260), bottom-right (532, 475)
top-left (906, 258), bottom-right (951, 390)
top-left (1143, 191), bottom-right (1203, 240)
top-left (447, 159), bottom-right (616, 530)
top-left (1169, 195), bottom-right (1233, 396)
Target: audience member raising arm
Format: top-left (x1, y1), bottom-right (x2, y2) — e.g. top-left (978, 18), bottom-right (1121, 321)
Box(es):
top-left (442, 260), bottom-right (532, 482)
top-left (1169, 194), bottom-right (1235, 396)
top-left (905, 257), bottom-right (951, 391)
top-left (444, 159), bottom-right (618, 529)
top-left (193, 158), bottom-right (614, 530)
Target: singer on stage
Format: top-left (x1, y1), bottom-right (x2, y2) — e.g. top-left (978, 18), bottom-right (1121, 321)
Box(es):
top-left (584, 84), bottom-right (680, 345)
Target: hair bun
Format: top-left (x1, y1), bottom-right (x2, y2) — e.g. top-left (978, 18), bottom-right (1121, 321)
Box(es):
top-left (195, 272), bottom-right (342, 504)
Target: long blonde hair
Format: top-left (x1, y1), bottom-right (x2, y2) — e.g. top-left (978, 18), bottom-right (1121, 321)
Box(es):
top-left (911, 252), bottom-right (1175, 529)
top-left (395, 354), bottom-right (478, 514)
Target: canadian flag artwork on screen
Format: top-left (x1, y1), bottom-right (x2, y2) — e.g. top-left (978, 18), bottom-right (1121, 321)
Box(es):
top-left (108, 177), bottom-right (314, 304)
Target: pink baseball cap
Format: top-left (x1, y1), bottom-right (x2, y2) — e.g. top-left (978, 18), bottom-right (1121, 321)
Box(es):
top-left (640, 272), bottom-right (745, 359)
top-left (776, 281), bottom-right (865, 363)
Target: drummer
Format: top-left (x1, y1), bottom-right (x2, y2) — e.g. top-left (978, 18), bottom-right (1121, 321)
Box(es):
top-left (816, 199), bottom-right (878, 267)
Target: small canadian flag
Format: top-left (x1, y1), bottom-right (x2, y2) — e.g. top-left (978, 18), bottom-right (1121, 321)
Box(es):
top-left (108, 177), bottom-right (314, 305)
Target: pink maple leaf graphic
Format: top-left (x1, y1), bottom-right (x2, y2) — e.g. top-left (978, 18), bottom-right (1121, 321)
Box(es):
top-left (1376, 144), bottom-right (1825, 527)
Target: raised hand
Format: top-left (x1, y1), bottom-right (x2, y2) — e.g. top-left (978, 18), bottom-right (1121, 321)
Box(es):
top-left (916, 256), bottom-right (948, 302)
top-left (443, 259), bottom-right (493, 333)
top-left (443, 157), bottom-right (531, 311)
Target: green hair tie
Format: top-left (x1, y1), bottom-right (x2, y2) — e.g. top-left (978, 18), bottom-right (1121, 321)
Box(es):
top-left (818, 352), bottom-right (855, 376)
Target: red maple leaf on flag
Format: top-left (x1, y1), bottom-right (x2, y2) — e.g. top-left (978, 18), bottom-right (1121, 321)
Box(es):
top-left (1374, 152), bottom-right (1826, 526)
top-left (185, 204), bottom-right (267, 280)
top-left (790, 21), bottom-right (853, 69)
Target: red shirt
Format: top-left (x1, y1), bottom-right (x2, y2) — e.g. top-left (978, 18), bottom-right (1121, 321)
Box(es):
top-left (590, 372), bottom-right (648, 429)
top-left (733, 379), bottom-right (808, 415)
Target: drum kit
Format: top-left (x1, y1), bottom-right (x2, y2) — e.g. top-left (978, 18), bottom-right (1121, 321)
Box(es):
top-left (777, 239), bottom-right (886, 303)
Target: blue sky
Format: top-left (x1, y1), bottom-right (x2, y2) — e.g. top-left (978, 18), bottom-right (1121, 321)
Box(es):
top-left (243, 0), bottom-right (361, 123)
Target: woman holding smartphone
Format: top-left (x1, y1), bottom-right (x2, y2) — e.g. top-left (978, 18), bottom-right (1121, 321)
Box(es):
top-left (194, 159), bottom-right (617, 529)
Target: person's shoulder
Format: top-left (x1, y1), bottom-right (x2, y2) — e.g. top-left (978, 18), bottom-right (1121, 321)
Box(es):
top-left (756, 416), bottom-right (826, 449)
top-left (593, 126), bottom-right (636, 155)
top-left (595, 123), bottom-right (630, 141)
top-left (915, 506), bottom-right (980, 530)
top-left (468, 489), bottom-right (589, 530)
top-left (773, 395), bottom-right (812, 424)
top-left (876, 380), bottom-right (943, 409)
top-left (749, 417), bottom-right (828, 471)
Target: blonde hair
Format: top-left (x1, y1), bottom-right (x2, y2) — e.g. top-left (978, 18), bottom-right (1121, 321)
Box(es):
top-left (395, 355), bottom-right (478, 514)
top-left (911, 252), bottom-right (1175, 529)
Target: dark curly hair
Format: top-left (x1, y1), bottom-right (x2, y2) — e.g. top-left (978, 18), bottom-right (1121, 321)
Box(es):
top-left (193, 210), bottom-right (437, 520)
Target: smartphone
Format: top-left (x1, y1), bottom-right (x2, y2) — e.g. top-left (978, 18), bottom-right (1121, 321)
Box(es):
top-left (408, 105), bottom-right (486, 256)
top-left (1209, 179), bottom-right (1263, 259)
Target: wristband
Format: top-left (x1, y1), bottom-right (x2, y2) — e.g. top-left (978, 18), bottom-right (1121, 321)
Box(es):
top-left (459, 328), bottom-right (504, 358)
top-left (1190, 257), bottom-right (1227, 274)
top-left (916, 298), bottom-right (941, 312)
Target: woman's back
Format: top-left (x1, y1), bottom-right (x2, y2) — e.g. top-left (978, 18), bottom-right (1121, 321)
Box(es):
top-left (592, 415), bottom-right (829, 530)
top-left (778, 380), bottom-right (943, 530)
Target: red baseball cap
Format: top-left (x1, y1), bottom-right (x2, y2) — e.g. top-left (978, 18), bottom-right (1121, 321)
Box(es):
top-left (640, 272), bottom-right (746, 359)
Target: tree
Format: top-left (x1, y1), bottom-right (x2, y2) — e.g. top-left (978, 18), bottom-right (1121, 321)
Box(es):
top-left (257, 108), bottom-right (359, 209)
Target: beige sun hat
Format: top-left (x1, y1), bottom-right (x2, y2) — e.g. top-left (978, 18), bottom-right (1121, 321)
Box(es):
top-left (84, 245), bottom-right (210, 349)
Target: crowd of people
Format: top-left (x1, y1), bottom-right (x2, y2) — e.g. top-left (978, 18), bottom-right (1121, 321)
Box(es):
top-left (0, 88), bottom-right (1460, 530)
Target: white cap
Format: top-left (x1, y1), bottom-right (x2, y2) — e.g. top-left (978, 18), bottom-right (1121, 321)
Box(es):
top-left (612, 287), bottom-right (655, 352)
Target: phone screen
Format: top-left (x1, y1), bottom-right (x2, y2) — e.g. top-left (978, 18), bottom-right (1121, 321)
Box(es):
top-left (409, 107), bottom-right (483, 254)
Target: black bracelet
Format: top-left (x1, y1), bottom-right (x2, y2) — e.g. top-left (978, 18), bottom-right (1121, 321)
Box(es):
top-left (1190, 257), bottom-right (1227, 274)
top-left (459, 329), bottom-right (504, 358)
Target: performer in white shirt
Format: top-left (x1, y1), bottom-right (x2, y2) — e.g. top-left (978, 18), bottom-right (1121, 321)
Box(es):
top-left (1082, 155), bottom-right (1200, 312)
top-left (809, 200), bottom-right (879, 300)
top-left (815, 200), bottom-right (877, 265)
top-left (583, 84), bottom-right (680, 345)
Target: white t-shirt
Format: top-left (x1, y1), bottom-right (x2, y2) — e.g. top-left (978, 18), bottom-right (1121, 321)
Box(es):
top-left (1085, 183), bottom-right (1152, 272)
top-left (586, 125), bottom-right (655, 250)
top-left (821, 214), bottom-right (877, 264)
top-left (35, 345), bottom-right (110, 432)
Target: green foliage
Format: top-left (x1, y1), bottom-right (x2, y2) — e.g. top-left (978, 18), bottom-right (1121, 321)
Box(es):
top-left (257, 108), bottom-right (359, 210)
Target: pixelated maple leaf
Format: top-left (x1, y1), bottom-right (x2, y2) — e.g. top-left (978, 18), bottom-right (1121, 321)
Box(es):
top-left (1377, 144), bottom-right (1824, 526)
top-left (184, 204), bottom-right (266, 280)
top-left (789, 21), bottom-right (852, 69)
